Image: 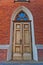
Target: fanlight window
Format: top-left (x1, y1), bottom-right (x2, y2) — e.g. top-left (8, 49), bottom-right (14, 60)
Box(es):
top-left (15, 11), bottom-right (29, 21)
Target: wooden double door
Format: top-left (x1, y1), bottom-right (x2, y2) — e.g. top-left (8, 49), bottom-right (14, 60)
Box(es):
top-left (13, 22), bottom-right (32, 60)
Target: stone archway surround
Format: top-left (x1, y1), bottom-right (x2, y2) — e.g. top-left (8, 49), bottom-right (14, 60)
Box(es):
top-left (7, 6), bottom-right (38, 61)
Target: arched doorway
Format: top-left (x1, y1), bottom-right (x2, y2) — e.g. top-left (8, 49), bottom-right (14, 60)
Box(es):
top-left (8, 6), bottom-right (38, 61)
top-left (13, 11), bottom-right (32, 60)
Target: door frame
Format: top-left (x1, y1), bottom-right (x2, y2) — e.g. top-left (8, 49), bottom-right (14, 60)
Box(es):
top-left (13, 21), bottom-right (32, 60)
top-left (7, 6), bottom-right (38, 61)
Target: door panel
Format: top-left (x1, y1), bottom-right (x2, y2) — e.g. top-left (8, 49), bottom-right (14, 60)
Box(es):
top-left (16, 30), bottom-right (21, 44)
top-left (23, 23), bottom-right (32, 60)
top-left (24, 31), bottom-right (29, 44)
top-left (13, 22), bottom-right (32, 60)
top-left (13, 23), bottom-right (22, 60)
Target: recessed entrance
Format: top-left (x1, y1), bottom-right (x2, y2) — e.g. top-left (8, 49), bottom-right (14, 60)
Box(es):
top-left (12, 11), bottom-right (32, 60)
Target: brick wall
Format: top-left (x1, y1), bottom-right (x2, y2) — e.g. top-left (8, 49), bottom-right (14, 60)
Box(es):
top-left (0, 49), bottom-right (7, 61)
top-left (38, 49), bottom-right (43, 61)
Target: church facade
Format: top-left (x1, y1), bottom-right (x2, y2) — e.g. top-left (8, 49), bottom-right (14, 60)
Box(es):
top-left (0, 0), bottom-right (43, 61)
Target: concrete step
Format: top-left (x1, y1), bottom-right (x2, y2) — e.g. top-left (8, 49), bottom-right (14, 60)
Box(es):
top-left (0, 62), bottom-right (43, 65)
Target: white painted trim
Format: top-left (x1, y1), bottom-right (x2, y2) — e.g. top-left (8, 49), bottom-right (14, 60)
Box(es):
top-left (0, 45), bottom-right (9, 49)
top-left (7, 45), bottom-right (12, 61)
top-left (7, 6), bottom-right (38, 61)
top-left (36, 44), bottom-right (43, 49)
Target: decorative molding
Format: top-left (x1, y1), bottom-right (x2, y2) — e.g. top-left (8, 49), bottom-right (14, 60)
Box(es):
top-left (36, 44), bottom-right (43, 49)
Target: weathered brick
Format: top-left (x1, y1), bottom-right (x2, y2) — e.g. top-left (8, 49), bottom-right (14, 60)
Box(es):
top-left (38, 49), bottom-right (43, 61)
top-left (0, 49), bottom-right (7, 61)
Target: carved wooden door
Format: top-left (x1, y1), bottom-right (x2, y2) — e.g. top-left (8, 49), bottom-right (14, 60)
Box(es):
top-left (13, 22), bottom-right (32, 60)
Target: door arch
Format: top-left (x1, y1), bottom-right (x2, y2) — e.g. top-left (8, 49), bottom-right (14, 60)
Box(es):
top-left (7, 6), bottom-right (38, 61)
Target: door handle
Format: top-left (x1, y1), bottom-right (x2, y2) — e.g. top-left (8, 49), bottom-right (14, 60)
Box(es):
top-left (20, 39), bottom-right (22, 44)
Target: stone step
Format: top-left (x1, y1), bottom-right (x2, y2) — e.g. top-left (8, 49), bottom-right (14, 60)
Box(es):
top-left (0, 62), bottom-right (43, 65)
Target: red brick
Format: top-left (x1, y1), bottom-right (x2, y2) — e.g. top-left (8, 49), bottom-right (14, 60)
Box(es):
top-left (0, 49), bottom-right (7, 61)
top-left (38, 49), bottom-right (43, 61)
